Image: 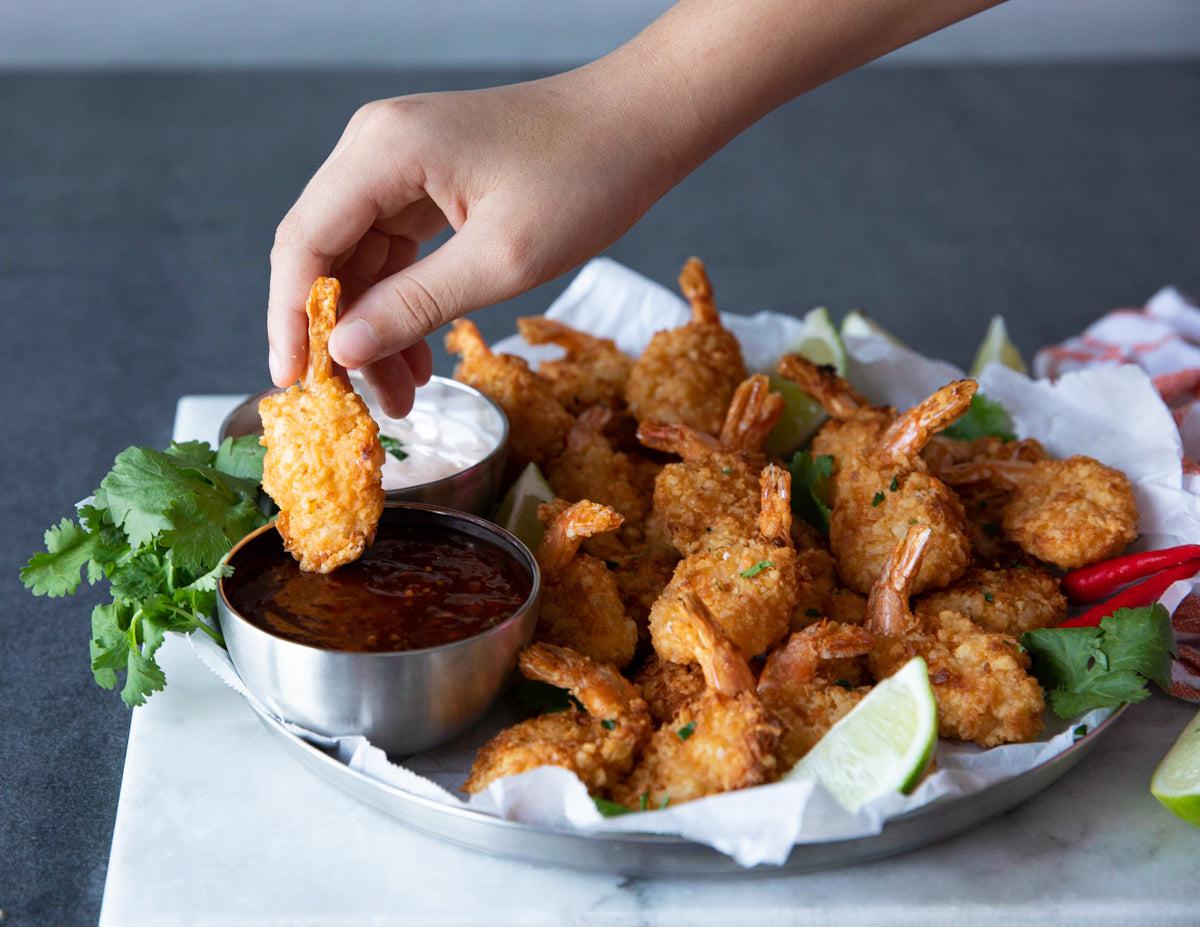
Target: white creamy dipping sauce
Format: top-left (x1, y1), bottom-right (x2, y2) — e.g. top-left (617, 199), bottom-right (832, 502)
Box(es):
top-left (357, 376), bottom-right (505, 491)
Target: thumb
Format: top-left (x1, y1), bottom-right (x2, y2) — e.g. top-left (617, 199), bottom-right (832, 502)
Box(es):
top-left (329, 221), bottom-right (533, 368)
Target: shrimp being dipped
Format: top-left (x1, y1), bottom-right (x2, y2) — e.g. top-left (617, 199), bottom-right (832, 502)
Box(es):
top-left (640, 374), bottom-right (785, 556)
top-left (445, 319), bottom-right (574, 472)
top-left (867, 526), bottom-right (1044, 747)
top-left (535, 500), bottom-right (639, 668)
top-left (463, 644), bottom-right (652, 795)
top-left (830, 380), bottom-right (976, 595)
top-left (614, 593), bottom-right (780, 808)
top-left (517, 317), bottom-right (633, 415)
top-left (650, 465), bottom-right (801, 662)
top-left (625, 258), bottom-right (747, 434)
top-left (758, 621), bottom-right (875, 770)
top-left (943, 456), bottom-right (1138, 570)
top-left (259, 277), bottom-right (385, 573)
top-left (916, 564), bottom-right (1066, 636)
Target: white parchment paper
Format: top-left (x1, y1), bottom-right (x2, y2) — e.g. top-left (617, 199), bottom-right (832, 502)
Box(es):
top-left (194, 257), bottom-right (1200, 867)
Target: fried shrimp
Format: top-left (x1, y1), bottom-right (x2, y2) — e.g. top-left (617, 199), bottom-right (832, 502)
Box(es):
top-left (535, 500), bottom-right (638, 667)
top-left (259, 277), bottom-right (385, 573)
top-left (758, 621), bottom-right (875, 770)
top-left (517, 317), bottom-right (633, 415)
top-left (546, 406), bottom-right (647, 544)
top-left (916, 564), bottom-right (1066, 636)
top-left (445, 319), bottom-right (574, 471)
top-left (791, 547), bottom-right (868, 629)
top-left (463, 644), bottom-right (652, 795)
top-left (944, 456), bottom-right (1138, 570)
top-left (867, 526), bottom-right (1044, 747)
top-left (640, 374), bottom-right (784, 556)
top-left (650, 465), bottom-right (800, 661)
top-left (635, 655), bottom-right (707, 725)
top-left (614, 593), bottom-right (780, 808)
top-left (829, 380), bottom-right (976, 595)
top-left (625, 258), bottom-right (747, 434)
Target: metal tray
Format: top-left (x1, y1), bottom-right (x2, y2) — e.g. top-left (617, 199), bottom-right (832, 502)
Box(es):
top-left (246, 698), bottom-right (1125, 876)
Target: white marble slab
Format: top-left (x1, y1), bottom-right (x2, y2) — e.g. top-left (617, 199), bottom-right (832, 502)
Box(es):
top-left (99, 395), bottom-right (1200, 927)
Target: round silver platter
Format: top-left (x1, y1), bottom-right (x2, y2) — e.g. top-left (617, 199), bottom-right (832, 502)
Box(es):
top-left (244, 698), bottom-right (1125, 876)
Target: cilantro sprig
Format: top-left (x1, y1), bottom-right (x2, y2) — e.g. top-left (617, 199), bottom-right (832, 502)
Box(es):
top-left (941, 394), bottom-right (1016, 442)
top-left (379, 435), bottom-right (407, 461)
top-left (20, 437), bottom-right (270, 707)
top-left (1021, 605), bottom-right (1174, 719)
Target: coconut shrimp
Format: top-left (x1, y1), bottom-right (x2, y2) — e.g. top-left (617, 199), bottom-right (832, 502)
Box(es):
top-left (546, 406), bottom-right (647, 547)
top-left (463, 644), bottom-right (652, 795)
top-left (607, 542), bottom-right (682, 638)
top-left (943, 456), bottom-right (1138, 570)
top-left (867, 526), bottom-right (1045, 747)
top-left (791, 547), bottom-right (868, 629)
top-left (535, 500), bottom-right (639, 668)
top-left (640, 374), bottom-right (785, 556)
top-left (650, 465), bottom-right (801, 662)
top-left (625, 258), bottom-right (747, 435)
top-left (445, 319), bottom-right (574, 472)
top-left (613, 593), bottom-right (780, 808)
top-left (916, 564), bottom-right (1066, 636)
top-left (517, 317), bottom-right (634, 416)
top-left (635, 655), bottom-right (707, 725)
top-left (758, 621), bottom-right (875, 770)
top-left (259, 277), bottom-right (385, 573)
top-left (830, 380), bottom-right (977, 595)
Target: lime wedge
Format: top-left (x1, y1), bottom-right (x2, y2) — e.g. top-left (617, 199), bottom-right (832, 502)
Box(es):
top-left (787, 307), bottom-right (848, 374)
top-left (786, 657), bottom-right (937, 811)
top-left (492, 462), bottom-right (555, 551)
top-left (970, 315), bottom-right (1028, 376)
top-left (841, 310), bottom-right (905, 347)
top-left (764, 374), bottom-right (827, 458)
top-left (1151, 708), bottom-right (1200, 827)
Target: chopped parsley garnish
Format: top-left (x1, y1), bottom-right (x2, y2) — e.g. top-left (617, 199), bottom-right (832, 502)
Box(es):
top-left (659, 795), bottom-right (671, 809)
top-left (639, 792), bottom-right (650, 811)
top-left (983, 591), bottom-right (995, 603)
top-left (889, 475), bottom-right (900, 492)
top-left (740, 560), bottom-right (773, 579)
top-left (600, 719), bottom-right (617, 731)
top-left (1073, 725), bottom-right (1089, 741)
top-left (720, 466), bottom-right (734, 475)
top-left (378, 435), bottom-right (407, 461)
top-left (593, 797), bottom-right (633, 817)
top-left (941, 394), bottom-right (1016, 442)
top-left (677, 721), bottom-right (697, 741)
top-left (1021, 605), bottom-right (1174, 719)
top-left (786, 451), bottom-right (834, 534)
top-left (871, 491), bottom-right (886, 507)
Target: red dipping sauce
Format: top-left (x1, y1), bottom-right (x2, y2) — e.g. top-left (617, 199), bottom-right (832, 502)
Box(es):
top-left (223, 524), bottom-right (532, 652)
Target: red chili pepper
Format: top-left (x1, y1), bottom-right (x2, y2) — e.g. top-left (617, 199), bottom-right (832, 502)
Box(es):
top-left (1060, 558), bottom-right (1200, 627)
top-left (1062, 544), bottom-right (1200, 603)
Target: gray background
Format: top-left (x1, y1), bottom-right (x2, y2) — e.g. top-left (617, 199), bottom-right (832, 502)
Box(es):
top-left (2, 2), bottom-right (1200, 923)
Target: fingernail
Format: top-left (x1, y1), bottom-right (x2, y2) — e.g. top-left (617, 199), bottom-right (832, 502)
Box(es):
top-left (330, 319), bottom-right (383, 367)
top-left (268, 348), bottom-right (283, 385)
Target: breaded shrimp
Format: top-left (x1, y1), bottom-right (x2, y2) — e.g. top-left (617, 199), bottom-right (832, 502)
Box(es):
top-left (463, 644), bottom-right (652, 794)
top-left (535, 500), bottom-right (638, 668)
top-left (613, 593), bottom-right (780, 808)
top-left (446, 319), bottom-right (574, 472)
top-left (830, 381), bottom-right (976, 595)
top-left (650, 465), bottom-right (801, 661)
top-left (916, 564), bottom-right (1066, 636)
top-left (607, 542), bottom-right (681, 638)
top-left (517, 317), bottom-right (633, 415)
top-left (546, 406), bottom-right (647, 545)
top-left (640, 374), bottom-right (784, 556)
top-left (625, 258), bottom-right (747, 434)
top-left (944, 456), bottom-right (1138, 570)
top-left (635, 655), bottom-right (707, 725)
top-left (758, 621), bottom-right (875, 770)
top-left (867, 526), bottom-right (1045, 747)
top-left (259, 277), bottom-right (385, 573)
top-left (791, 547), bottom-right (868, 629)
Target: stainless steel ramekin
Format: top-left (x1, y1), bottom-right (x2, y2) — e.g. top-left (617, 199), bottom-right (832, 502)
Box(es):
top-left (217, 503), bottom-right (540, 756)
top-left (219, 374), bottom-right (509, 516)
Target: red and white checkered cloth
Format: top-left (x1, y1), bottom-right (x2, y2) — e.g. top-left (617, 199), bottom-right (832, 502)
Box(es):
top-left (1036, 287), bottom-right (1200, 700)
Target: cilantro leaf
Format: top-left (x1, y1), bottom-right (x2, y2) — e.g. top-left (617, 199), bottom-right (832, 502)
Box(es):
top-left (166, 440), bottom-right (217, 466)
top-left (99, 447), bottom-right (223, 548)
top-left (20, 518), bottom-right (103, 597)
top-left (90, 602), bottom-right (131, 690)
top-left (740, 560), bottom-right (773, 579)
top-left (941, 394), bottom-right (1016, 442)
top-left (515, 679), bottom-right (582, 714)
top-left (787, 451), bottom-right (834, 534)
top-left (214, 435), bottom-right (267, 482)
top-left (1022, 605), bottom-right (1175, 719)
top-left (379, 435), bottom-right (407, 462)
top-left (593, 797), bottom-right (633, 817)
top-left (122, 645), bottom-right (167, 707)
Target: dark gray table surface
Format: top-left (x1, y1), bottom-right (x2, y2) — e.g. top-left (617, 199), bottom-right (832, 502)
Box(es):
top-left (1, 63), bottom-right (1197, 925)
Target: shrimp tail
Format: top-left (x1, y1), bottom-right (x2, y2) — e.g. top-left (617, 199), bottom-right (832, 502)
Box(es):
top-left (566, 405), bottom-right (613, 451)
top-left (517, 317), bottom-right (605, 354)
top-left (444, 318), bottom-right (492, 360)
top-left (518, 643), bottom-right (646, 723)
top-left (636, 420), bottom-right (722, 462)
top-left (536, 499), bottom-right (624, 571)
top-left (940, 458), bottom-right (1031, 490)
top-left (675, 591), bottom-right (757, 697)
top-left (776, 355), bottom-right (867, 420)
top-left (679, 257), bottom-right (721, 325)
top-left (303, 277), bottom-right (340, 385)
top-left (866, 524), bottom-right (932, 637)
top-left (758, 621), bottom-right (875, 689)
top-left (720, 375), bottom-right (786, 453)
top-left (757, 463), bottom-right (794, 547)
top-left (878, 379), bottom-right (978, 461)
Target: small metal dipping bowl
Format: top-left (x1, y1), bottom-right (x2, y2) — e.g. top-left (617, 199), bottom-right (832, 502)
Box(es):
top-left (217, 503), bottom-right (540, 756)
top-left (219, 374), bottom-right (509, 516)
